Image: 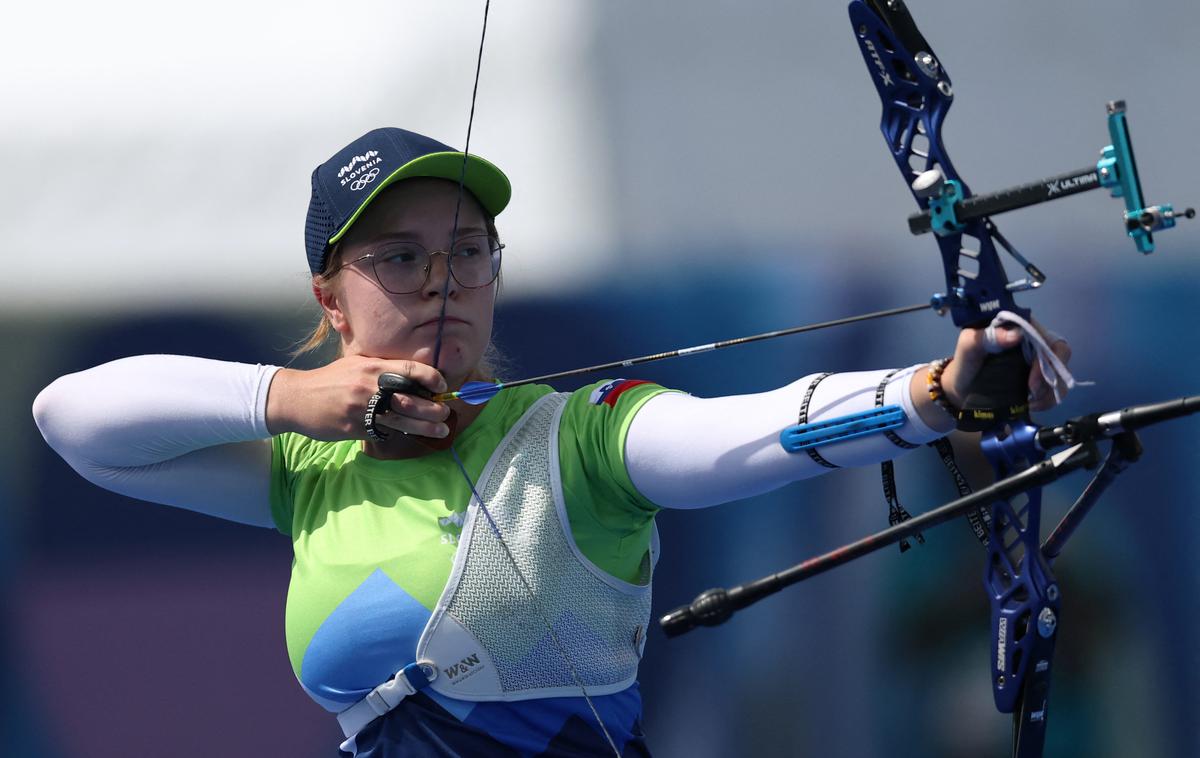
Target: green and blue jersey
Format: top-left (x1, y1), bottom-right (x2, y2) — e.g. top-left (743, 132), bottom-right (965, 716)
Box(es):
top-left (270, 380), bottom-right (669, 755)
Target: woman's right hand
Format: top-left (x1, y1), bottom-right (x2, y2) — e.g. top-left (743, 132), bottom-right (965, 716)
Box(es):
top-left (265, 355), bottom-right (450, 440)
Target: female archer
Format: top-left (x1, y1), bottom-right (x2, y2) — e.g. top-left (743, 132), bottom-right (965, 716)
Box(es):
top-left (33, 127), bottom-right (1070, 757)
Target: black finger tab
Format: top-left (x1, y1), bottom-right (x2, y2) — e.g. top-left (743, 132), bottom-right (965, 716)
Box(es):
top-left (378, 372), bottom-right (433, 400)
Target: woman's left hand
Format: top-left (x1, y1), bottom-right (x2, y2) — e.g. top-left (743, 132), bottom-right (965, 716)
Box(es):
top-left (940, 320), bottom-right (1073, 414)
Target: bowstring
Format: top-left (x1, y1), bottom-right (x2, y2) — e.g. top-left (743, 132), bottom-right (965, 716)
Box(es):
top-left (430, 0), bottom-right (490, 370)
top-left (432, 3), bottom-right (622, 755)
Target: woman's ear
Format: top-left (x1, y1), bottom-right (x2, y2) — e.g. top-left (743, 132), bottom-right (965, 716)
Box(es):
top-left (313, 278), bottom-right (350, 336)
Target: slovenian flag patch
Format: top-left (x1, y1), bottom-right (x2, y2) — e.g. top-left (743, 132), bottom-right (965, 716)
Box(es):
top-left (589, 379), bottom-right (651, 407)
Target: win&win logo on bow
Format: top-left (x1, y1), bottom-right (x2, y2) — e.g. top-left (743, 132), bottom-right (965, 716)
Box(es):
top-left (339, 150), bottom-right (383, 191)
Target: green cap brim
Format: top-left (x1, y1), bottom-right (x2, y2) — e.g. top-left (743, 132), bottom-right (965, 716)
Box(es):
top-left (328, 152), bottom-right (511, 246)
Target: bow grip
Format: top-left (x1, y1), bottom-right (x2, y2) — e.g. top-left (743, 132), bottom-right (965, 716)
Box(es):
top-left (955, 348), bottom-right (1031, 432)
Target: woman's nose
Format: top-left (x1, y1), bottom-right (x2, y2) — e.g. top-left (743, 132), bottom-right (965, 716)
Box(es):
top-left (423, 252), bottom-right (456, 297)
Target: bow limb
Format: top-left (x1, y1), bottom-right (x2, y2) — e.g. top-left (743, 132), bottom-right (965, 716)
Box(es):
top-left (850, 2), bottom-right (1058, 754)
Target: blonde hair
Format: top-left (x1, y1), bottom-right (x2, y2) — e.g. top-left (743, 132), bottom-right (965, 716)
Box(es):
top-left (290, 251), bottom-right (344, 361)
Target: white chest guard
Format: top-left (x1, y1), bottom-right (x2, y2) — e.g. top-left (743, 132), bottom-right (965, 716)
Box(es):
top-left (338, 392), bottom-right (658, 744)
top-left (417, 391), bottom-right (656, 701)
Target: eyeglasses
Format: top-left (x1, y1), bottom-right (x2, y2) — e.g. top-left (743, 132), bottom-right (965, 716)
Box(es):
top-left (335, 234), bottom-right (504, 295)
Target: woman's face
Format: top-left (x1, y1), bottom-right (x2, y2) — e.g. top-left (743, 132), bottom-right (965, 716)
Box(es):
top-left (318, 177), bottom-right (497, 386)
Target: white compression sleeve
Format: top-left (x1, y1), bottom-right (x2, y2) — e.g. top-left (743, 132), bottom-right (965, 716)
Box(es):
top-left (625, 365), bottom-right (946, 509)
top-left (32, 354), bottom-right (282, 528)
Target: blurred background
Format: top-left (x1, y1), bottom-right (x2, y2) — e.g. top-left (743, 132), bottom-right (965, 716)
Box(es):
top-left (4, 1), bottom-right (1198, 755)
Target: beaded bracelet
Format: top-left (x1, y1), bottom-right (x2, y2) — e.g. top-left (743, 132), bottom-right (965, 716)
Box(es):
top-left (926, 356), bottom-right (959, 417)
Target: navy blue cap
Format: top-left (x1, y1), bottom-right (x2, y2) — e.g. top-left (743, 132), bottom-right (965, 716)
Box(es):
top-left (304, 127), bottom-right (511, 275)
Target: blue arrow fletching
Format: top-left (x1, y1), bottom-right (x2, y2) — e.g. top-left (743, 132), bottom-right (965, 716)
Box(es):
top-left (452, 381), bottom-right (503, 405)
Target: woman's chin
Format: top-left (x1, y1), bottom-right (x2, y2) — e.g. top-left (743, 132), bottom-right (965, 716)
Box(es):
top-left (352, 339), bottom-right (480, 383)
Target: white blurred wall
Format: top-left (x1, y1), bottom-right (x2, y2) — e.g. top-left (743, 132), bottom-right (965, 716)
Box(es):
top-left (4, 0), bottom-right (1197, 313)
top-left (3, 0), bottom-right (615, 312)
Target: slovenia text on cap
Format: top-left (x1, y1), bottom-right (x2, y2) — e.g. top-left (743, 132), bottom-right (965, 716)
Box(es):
top-left (304, 127), bottom-right (512, 275)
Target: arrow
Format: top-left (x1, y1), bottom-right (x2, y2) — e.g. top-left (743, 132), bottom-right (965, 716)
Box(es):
top-left (433, 301), bottom-right (934, 404)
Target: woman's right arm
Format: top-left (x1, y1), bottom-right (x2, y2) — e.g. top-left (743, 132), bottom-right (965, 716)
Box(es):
top-left (32, 354), bottom-right (453, 528)
top-left (33, 355), bottom-right (282, 527)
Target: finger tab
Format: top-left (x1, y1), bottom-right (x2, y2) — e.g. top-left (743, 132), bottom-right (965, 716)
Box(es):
top-left (378, 372), bottom-right (433, 399)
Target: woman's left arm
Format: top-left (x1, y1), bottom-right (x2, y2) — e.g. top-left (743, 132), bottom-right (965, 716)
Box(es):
top-left (625, 324), bottom-right (1070, 509)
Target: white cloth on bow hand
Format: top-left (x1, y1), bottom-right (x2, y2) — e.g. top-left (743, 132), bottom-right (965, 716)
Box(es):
top-left (983, 310), bottom-right (1089, 404)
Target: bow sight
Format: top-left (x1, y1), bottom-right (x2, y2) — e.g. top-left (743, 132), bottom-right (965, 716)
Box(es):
top-left (849, 0), bottom-right (1192, 333)
top-left (909, 99), bottom-right (1196, 254)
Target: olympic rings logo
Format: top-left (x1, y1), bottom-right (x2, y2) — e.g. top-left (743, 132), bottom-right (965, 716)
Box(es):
top-left (350, 168), bottom-right (380, 191)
